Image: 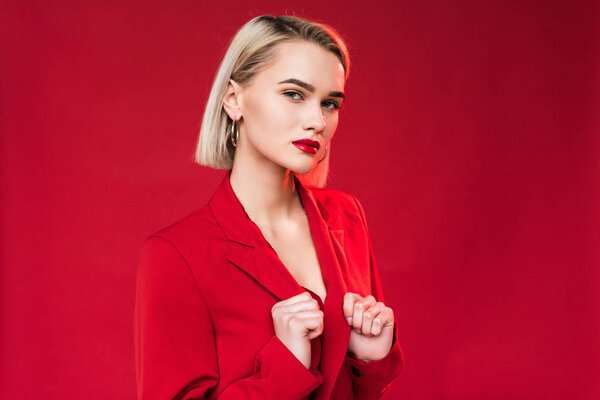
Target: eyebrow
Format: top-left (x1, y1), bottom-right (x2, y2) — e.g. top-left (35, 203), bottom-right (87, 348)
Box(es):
top-left (278, 78), bottom-right (345, 99)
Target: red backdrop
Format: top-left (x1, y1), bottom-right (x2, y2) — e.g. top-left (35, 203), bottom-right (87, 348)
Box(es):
top-left (1, 1), bottom-right (599, 398)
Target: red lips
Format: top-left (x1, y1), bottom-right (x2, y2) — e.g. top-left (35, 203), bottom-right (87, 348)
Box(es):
top-left (292, 139), bottom-right (320, 150)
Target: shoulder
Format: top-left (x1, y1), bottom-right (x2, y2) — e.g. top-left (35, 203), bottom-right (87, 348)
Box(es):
top-left (309, 186), bottom-right (358, 208)
top-left (306, 186), bottom-right (367, 228)
top-left (143, 204), bottom-right (221, 249)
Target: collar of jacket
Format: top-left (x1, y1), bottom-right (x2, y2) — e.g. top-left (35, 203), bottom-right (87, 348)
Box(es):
top-left (208, 169), bottom-right (351, 397)
top-left (207, 169), bottom-right (347, 298)
top-left (207, 169), bottom-right (339, 247)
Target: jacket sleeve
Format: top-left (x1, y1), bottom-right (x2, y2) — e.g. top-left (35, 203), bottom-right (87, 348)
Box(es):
top-left (134, 236), bottom-right (324, 400)
top-left (343, 195), bottom-right (404, 400)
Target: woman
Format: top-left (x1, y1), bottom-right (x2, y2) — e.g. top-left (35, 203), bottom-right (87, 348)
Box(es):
top-left (135, 15), bottom-right (403, 400)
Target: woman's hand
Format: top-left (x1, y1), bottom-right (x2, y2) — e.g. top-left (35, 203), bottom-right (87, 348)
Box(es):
top-left (271, 292), bottom-right (324, 370)
top-left (343, 292), bottom-right (394, 362)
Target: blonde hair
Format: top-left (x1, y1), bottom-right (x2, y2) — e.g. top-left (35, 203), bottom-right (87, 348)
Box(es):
top-left (194, 15), bottom-right (350, 188)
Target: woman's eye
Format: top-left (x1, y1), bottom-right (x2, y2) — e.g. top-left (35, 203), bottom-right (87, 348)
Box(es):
top-left (283, 91), bottom-right (303, 100)
top-left (322, 101), bottom-right (341, 111)
top-left (284, 91), bottom-right (340, 111)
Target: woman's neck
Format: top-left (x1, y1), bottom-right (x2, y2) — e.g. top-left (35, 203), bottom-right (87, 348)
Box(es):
top-left (229, 158), bottom-right (301, 229)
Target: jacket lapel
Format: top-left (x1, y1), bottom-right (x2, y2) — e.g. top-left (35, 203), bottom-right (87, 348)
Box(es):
top-left (208, 170), bottom-right (351, 398)
top-left (297, 178), bottom-right (351, 399)
top-left (207, 170), bottom-right (302, 302)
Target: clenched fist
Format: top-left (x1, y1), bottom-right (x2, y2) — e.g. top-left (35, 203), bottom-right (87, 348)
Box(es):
top-left (271, 291), bottom-right (324, 369)
top-left (343, 292), bottom-right (394, 363)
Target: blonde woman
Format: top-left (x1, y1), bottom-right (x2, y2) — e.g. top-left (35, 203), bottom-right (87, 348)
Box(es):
top-left (135, 14), bottom-right (403, 400)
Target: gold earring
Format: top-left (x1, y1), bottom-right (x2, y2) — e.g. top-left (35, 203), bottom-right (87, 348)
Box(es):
top-left (230, 120), bottom-right (239, 147)
top-left (317, 146), bottom-right (328, 163)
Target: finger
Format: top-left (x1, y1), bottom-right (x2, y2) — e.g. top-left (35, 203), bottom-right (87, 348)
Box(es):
top-left (272, 292), bottom-right (313, 314)
top-left (372, 308), bottom-right (394, 336)
top-left (288, 311), bottom-right (324, 335)
top-left (284, 310), bottom-right (323, 323)
top-left (352, 300), bottom-right (365, 332)
top-left (278, 298), bottom-right (320, 314)
top-left (361, 302), bottom-right (385, 336)
top-left (306, 317), bottom-right (324, 340)
top-left (307, 326), bottom-right (323, 340)
top-left (362, 295), bottom-right (377, 311)
top-left (343, 292), bottom-right (361, 323)
top-left (362, 302), bottom-right (385, 321)
top-left (281, 291), bottom-right (313, 305)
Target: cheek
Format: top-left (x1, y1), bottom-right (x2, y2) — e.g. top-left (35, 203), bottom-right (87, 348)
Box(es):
top-left (244, 94), bottom-right (296, 138)
top-left (325, 114), bottom-right (340, 140)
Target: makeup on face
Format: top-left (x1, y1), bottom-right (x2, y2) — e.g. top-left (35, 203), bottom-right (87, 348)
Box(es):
top-left (237, 41), bottom-right (345, 172)
top-left (292, 139), bottom-right (320, 154)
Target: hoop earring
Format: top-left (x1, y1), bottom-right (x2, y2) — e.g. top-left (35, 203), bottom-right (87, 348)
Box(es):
top-left (230, 119), bottom-right (239, 147)
top-left (317, 146), bottom-right (328, 163)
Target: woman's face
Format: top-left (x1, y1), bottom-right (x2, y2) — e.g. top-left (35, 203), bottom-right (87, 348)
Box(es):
top-left (233, 40), bottom-right (346, 175)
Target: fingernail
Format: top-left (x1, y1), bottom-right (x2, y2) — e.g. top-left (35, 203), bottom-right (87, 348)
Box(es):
top-left (346, 317), bottom-right (352, 325)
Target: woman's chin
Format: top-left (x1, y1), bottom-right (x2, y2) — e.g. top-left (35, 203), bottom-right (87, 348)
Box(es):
top-left (289, 161), bottom-right (316, 176)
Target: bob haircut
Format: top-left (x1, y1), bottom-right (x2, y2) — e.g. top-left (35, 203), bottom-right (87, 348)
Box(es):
top-left (194, 14), bottom-right (350, 188)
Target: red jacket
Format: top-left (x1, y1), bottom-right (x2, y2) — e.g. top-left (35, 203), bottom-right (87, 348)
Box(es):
top-left (134, 170), bottom-right (403, 399)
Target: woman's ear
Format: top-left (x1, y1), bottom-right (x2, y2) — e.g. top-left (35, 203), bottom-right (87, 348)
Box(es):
top-left (222, 79), bottom-right (242, 121)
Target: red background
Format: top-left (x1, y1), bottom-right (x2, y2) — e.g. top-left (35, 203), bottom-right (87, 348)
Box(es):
top-left (1, 1), bottom-right (599, 398)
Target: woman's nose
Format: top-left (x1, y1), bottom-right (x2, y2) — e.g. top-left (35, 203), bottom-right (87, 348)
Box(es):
top-left (303, 103), bottom-right (326, 133)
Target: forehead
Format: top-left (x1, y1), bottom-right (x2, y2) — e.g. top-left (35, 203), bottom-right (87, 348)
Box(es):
top-left (256, 41), bottom-right (345, 91)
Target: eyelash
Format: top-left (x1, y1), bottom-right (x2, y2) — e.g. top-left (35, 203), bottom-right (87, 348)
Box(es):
top-left (283, 90), bottom-right (341, 110)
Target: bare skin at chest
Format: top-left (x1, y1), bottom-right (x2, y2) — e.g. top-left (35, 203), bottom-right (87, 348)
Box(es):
top-left (259, 213), bottom-right (327, 304)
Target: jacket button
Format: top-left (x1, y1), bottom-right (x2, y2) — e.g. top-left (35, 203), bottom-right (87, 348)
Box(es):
top-left (351, 366), bottom-right (361, 377)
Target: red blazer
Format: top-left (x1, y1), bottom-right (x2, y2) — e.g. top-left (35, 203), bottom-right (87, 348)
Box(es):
top-left (134, 170), bottom-right (403, 399)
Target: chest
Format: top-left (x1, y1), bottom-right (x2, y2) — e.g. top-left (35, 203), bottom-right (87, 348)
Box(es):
top-left (260, 220), bottom-right (327, 304)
